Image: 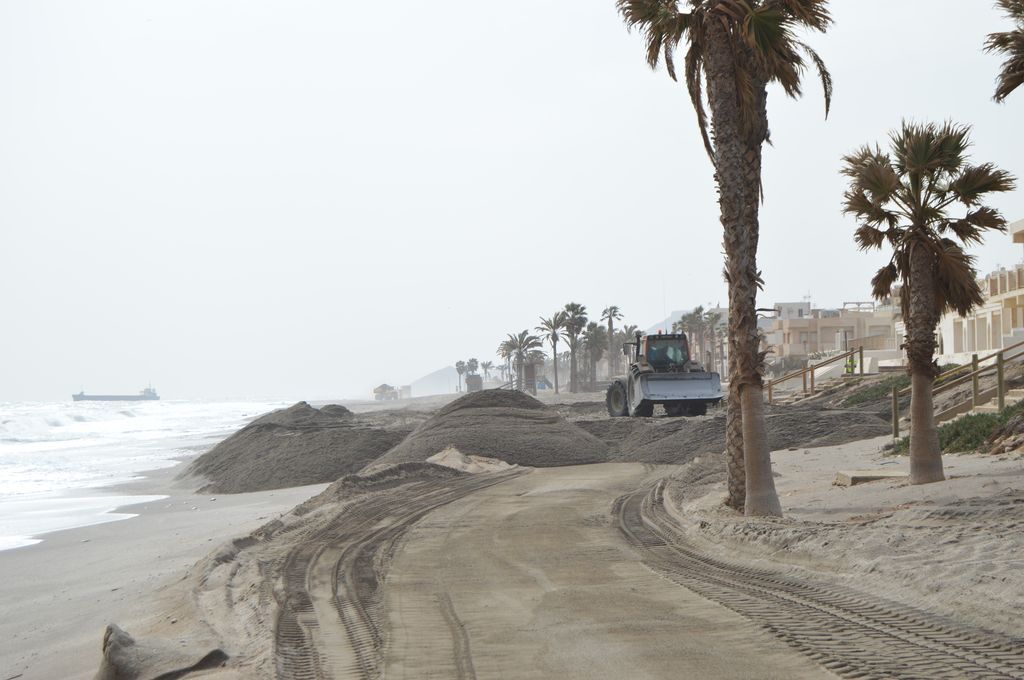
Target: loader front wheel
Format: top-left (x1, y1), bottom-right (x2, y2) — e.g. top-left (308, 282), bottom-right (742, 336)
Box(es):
top-left (689, 401), bottom-right (708, 416)
top-left (606, 381), bottom-right (629, 417)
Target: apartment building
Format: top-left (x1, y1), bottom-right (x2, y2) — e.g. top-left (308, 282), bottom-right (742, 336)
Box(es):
top-left (931, 219), bottom-right (1024, 362)
top-left (765, 301), bottom-right (898, 359)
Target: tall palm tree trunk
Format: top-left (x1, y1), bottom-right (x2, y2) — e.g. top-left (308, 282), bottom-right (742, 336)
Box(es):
top-left (607, 319), bottom-right (616, 375)
top-left (569, 346), bottom-right (577, 393)
top-left (725, 356), bottom-right (745, 510)
top-left (907, 241), bottom-right (945, 484)
top-left (552, 340), bottom-right (560, 394)
top-left (706, 20), bottom-right (781, 517)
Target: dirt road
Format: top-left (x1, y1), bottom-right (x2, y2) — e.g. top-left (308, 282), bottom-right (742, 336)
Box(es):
top-left (380, 464), bottom-right (826, 679)
top-left (109, 462), bottom-right (1024, 679)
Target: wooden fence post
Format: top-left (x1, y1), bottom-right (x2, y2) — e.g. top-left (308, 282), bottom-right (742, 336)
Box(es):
top-left (810, 365), bottom-right (816, 395)
top-left (768, 380), bottom-right (773, 405)
top-left (859, 346), bottom-right (864, 375)
top-left (972, 353), bottom-right (980, 407)
top-left (892, 385), bottom-right (899, 439)
top-left (802, 369), bottom-right (807, 395)
top-left (997, 352), bottom-right (1005, 411)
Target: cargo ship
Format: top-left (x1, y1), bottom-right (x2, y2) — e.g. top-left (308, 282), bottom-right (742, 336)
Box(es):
top-left (72, 387), bottom-right (160, 402)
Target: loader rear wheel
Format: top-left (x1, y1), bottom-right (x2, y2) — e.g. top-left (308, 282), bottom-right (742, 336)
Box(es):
top-left (602, 378), bottom-right (626, 417)
top-left (606, 382), bottom-right (629, 417)
top-left (664, 403), bottom-right (687, 417)
top-left (631, 400), bottom-right (654, 418)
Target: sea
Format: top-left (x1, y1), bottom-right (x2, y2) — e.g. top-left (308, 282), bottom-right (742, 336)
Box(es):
top-left (0, 398), bottom-right (287, 551)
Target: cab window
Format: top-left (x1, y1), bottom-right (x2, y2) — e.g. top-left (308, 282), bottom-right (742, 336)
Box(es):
top-left (646, 338), bottom-right (689, 367)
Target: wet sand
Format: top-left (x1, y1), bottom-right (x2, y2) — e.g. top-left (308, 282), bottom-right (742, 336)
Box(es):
top-left (0, 464), bottom-right (326, 680)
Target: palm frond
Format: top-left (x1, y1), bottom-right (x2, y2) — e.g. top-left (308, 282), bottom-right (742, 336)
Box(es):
top-left (933, 241), bottom-right (985, 316)
top-left (684, 41), bottom-right (715, 161)
top-left (616, 0), bottom-right (691, 73)
top-left (765, 0), bottom-right (832, 32)
top-left (949, 163), bottom-right (1017, 206)
top-left (854, 225), bottom-right (887, 251)
top-left (985, 0), bottom-right (1024, 102)
top-left (963, 206), bottom-right (1009, 231)
top-left (797, 41), bottom-right (832, 117)
top-left (889, 121), bottom-right (969, 177)
top-left (870, 263), bottom-right (899, 300)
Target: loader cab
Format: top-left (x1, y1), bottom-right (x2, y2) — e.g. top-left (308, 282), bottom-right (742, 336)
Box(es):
top-left (642, 334), bottom-right (690, 371)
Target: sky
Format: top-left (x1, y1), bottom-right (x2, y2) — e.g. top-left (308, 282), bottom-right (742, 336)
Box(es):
top-left (2, 1), bottom-right (1022, 401)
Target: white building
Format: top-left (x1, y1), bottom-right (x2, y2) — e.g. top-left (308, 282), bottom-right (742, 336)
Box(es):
top-left (933, 219), bottom-right (1024, 364)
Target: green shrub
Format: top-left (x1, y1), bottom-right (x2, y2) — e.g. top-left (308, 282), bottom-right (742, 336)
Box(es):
top-left (893, 398), bottom-right (1024, 454)
top-left (842, 375), bottom-right (911, 407)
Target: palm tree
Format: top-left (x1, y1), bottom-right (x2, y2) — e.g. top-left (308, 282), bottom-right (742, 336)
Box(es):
top-left (582, 321), bottom-right (609, 390)
top-left (496, 339), bottom-right (514, 386)
top-left (467, 358), bottom-right (479, 375)
top-left (986, 0), bottom-right (1024, 102)
top-left (842, 121), bottom-right (1015, 484)
top-left (563, 302), bottom-right (588, 393)
top-left (618, 0), bottom-right (833, 517)
top-left (705, 310), bottom-right (723, 372)
top-left (537, 312), bottom-right (567, 393)
top-left (455, 360), bottom-right (467, 393)
top-left (480, 360), bottom-right (494, 382)
top-left (505, 330), bottom-right (544, 390)
top-left (620, 324), bottom-right (638, 342)
top-left (601, 306), bottom-right (624, 375)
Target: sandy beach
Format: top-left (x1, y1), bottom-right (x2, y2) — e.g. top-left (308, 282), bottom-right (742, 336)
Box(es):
top-left (0, 463), bottom-right (326, 680)
top-left (4, 393), bottom-right (1024, 679)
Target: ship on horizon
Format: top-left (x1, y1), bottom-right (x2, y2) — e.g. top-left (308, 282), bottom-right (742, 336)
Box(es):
top-left (72, 387), bottom-right (160, 402)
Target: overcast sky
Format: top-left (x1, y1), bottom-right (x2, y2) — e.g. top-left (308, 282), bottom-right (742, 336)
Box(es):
top-left (2, 1), bottom-right (1022, 402)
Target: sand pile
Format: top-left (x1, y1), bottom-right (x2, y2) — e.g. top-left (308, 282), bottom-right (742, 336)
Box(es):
top-left (182, 401), bottom-right (407, 493)
top-left (427, 446), bottom-right (517, 473)
top-left (367, 390), bottom-right (610, 469)
top-left (577, 409), bottom-right (890, 464)
top-left (291, 462), bottom-right (468, 517)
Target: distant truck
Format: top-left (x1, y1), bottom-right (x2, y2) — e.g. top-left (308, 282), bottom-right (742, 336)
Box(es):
top-left (465, 374), bottom-right (483, 393)
top-left (606, 332), bottom-right (722, 417)
top-left (373, 384), bottom-right (399, 401)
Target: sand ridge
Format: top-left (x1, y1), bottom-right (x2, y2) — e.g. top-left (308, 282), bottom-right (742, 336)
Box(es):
top-left (181, 401), bottom-right (410, 493)
top-left (367, 390), bottom-right (611, 470)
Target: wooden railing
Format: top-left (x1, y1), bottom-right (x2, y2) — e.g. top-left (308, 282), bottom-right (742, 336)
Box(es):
top-left (766, 346), bottom-right (864, 405)
top-left (890, 336), bottom-right (1024, 438)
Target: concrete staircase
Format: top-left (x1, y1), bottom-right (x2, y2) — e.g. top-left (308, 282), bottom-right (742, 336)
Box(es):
top-left (971, 388), bottom-right (1024, 414)
top-left (771, 378), bottom-right (847, 405)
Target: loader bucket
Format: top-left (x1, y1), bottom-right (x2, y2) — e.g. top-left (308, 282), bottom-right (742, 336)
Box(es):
top-left (639, 372), bottom-right (723, 402)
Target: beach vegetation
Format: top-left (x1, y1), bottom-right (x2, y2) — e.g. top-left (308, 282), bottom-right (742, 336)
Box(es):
top-left (455, 360), bottom-right (467, 392)
top-left (582, 321), bottom-right (610, 391)
top-left (500, 331), bottom-right (544, 391)
top-left (894, 398), bottom-right (1024, 455)
top-left (601, 306), bottom-right (624, 376)
top-left (562, 303), bottom-right (589, 393)
top-left (843, 121), bottom-right (1016, 484)
top-left (537, 312), bottom-right (568, 393)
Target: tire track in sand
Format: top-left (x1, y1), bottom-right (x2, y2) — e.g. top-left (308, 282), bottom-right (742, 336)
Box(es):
top-left (274, 469), bottom-right (523, 680)
top-left (617, 479), bottom-right (1024, 679)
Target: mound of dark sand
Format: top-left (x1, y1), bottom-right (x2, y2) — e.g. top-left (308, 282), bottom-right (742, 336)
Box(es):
top-left (367, 390), bottom-right (610, 469)
top-left (182, 401), bottom-right (407, 493)
top-left (577, 409), bottom-right (890, 464)
top-left (319, 403), bottom-right (354, 418)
